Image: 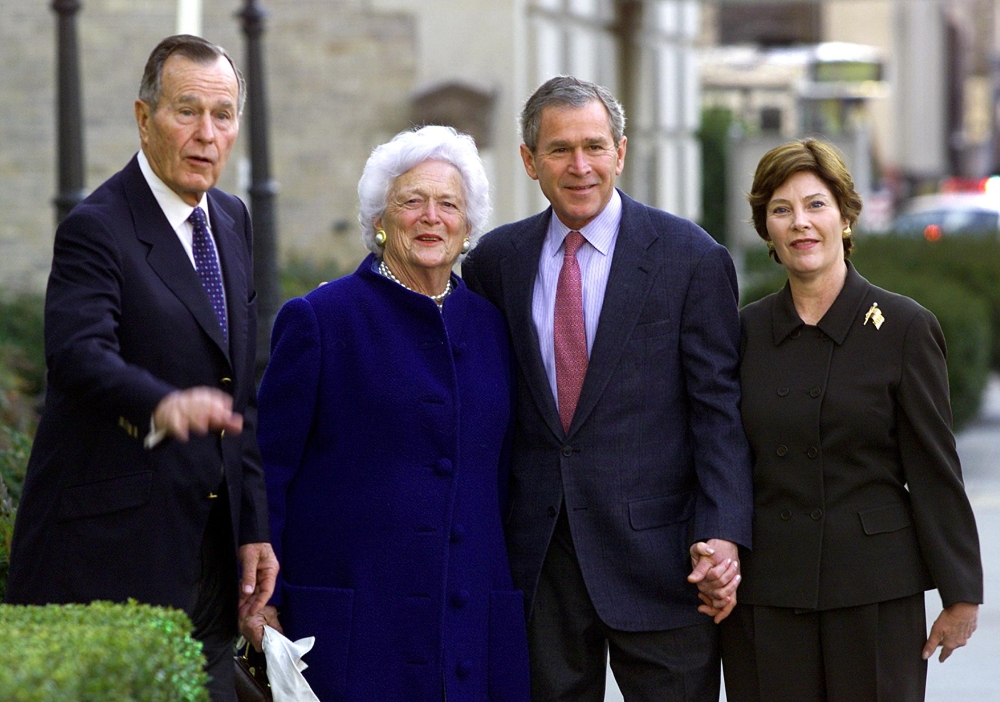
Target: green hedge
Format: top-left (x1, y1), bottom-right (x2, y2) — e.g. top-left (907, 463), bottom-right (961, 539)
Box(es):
top-left (739, 238), bottom-right (995, 430)
top-left (0, 601), bottom-right (209, 701)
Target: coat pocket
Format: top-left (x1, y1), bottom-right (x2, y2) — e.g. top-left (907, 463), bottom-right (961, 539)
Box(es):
top-left (58, 471), bottom-right (152, 521)
top-left (488, 590), bottom-right (530, 702)
top-left (858, 502), bottom-right (913, 535)
top-left (282, 582), bottom-right (354, 701)
top-left (628, 490), bottom-right (695, 531)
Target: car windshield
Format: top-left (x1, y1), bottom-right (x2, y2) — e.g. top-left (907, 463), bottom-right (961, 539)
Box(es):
top-left (893, 209), bottom-right (999, 238)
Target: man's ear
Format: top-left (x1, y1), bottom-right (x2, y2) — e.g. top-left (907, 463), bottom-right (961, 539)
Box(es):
top-left (520, 144), bottom-right (539, 181)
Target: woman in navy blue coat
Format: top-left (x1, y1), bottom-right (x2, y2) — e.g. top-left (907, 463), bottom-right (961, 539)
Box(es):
top-left (247, 126), bottom-right (530, 701)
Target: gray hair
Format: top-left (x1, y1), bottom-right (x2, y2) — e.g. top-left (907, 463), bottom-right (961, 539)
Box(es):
top-left (358, 125), bottom-right (492, 255)
top-left (520, 76), bottom-right (626, 152)
top-left (138, 34), bottom-right (246, 115)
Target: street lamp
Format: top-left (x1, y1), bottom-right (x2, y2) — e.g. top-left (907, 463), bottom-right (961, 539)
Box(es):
top-left (236, 0), bottom-right (280, 379)
top-left (51, 0), bottom-right (86, 223)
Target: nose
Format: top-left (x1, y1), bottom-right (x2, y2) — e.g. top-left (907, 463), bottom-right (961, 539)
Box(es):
top-left (569, 148), bottom-right (592, 174)
top-left (791, 206), bottom-right (809, 230)
top-left (421, 200), bottom-right (442, 223)
top-left (194, 113), bottom-right (216, 142)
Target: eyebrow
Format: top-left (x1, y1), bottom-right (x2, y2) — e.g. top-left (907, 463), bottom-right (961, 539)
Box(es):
top-left (175, 94), bottom-right (236, 110)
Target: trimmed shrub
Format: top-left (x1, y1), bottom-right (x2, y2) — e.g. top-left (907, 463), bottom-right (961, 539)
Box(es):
top-left (280, 256), bottom-right (348, 301)
top-left (0, 472), bottom-right (13, 599)
top-left (0, 600), bottom-right (209, 701)
top-left (0, 294), bottom-right (45, 397)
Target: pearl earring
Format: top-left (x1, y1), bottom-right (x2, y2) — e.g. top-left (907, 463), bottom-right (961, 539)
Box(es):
top-left (461, 238), bottom-right (471, 254)
top-left (375, 230), bottom-right (387, 246)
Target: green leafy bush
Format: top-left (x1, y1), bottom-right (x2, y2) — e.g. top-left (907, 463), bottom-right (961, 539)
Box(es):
top-left (0, 294), bottom-right (45, 398)
top-left (0, 600), bottom-right (209, 701)
top-left (0, 472), bottom-right (14, 598)
top-left (280, 256), bottom-right (348, 301)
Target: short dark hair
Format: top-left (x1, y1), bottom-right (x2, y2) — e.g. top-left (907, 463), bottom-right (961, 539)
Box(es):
top-left (748, 138), bottom-right (863, 262)
top-left (137, 34), bottom-right (245, 114)
top-left (520, 75), bottom-right (626, 152)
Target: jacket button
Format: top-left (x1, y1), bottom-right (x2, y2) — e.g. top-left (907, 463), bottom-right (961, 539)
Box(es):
top-left (220, 377), bottom-right (232, 386)
top-left (790, 329), bottom-right (802, 339)
top-left (780, 509), bottom-right (792, 521)
top-left (456, 660), bottom-right (473, 679)
top-left (451, 590), bottom-right (470, 608)
top-left (547, 506), bottom-right (557, 518)
top-left (807, 446), bottom-right (819, 459)
top-left (450, 524), bottom-right (465, 543)
top-left (809, 386), bottom-right (821, 398)
top-left (434, 459), bottom-right (453, 476)
top-left (776, 444), bottom-right (788, 457)
top-left (777, 387), bottom-right (789, 397)
top-left (811, 509), bottom-right (823, 520)
top-left (561, 445), bottom-right (573, 457)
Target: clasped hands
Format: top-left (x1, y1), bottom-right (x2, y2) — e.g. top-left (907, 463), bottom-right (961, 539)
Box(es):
top-left (688, 538), bottom-right (741, 623)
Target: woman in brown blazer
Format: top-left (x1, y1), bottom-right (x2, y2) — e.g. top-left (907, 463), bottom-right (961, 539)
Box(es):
top-left (720, 139), bottom-right (983, 702)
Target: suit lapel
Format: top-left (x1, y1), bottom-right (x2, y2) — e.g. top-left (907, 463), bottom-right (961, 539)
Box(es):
top-left (500, 211), bottom-right (565, 439)
top-left (570, 193), bottom-right (659, 434)
top-left (123, 157), bottom-right (232, 363)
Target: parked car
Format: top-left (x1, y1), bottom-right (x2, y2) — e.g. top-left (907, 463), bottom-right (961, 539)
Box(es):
top-left (891, 193), bottom-right (1000, 241)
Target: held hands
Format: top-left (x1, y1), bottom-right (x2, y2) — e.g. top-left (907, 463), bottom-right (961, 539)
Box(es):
top-left (923, 602), bottom-right (978, 662)
top-left (688, 539), bottom-right (741, 623)
top-left (153, 387), bottom-right (243, 442)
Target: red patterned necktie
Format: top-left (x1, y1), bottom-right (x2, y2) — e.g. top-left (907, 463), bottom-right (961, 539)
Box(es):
top-left (554, 231), bottom-right (587, 433)
top-left (188, 207), bottom-right (228, 345)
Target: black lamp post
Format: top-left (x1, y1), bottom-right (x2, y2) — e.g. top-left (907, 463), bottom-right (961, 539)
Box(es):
top-left (236, 0), bottom-right (280, 379)
top-left (52, 0), bottom-right (86, 223)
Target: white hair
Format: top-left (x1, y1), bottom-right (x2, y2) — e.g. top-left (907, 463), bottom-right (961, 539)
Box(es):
top-left (357, 125), bottom-right (492, 256)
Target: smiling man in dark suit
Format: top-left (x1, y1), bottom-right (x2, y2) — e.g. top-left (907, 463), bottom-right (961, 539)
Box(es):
top-left (5, 35), bottom-right (277, 702)
top-left (462, 76), bottom-right (753, 701)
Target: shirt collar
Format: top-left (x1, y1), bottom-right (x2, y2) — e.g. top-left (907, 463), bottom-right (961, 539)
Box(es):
top-left (545, 187), bottom-right (622, 256)
top-left (770, 261), bottom-right (871, 346)
top-left (137, 149), bottom-right (209, 229)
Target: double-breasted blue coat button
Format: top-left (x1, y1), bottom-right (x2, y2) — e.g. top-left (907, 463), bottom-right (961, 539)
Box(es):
top-left (456, 660), bottom-right (473, 679)
top-left (547, 505), bottom-right (557, 518)
top-left (561, 445), bottom-right (573, 457)
top-left (451, 589), bottom-right (470, 608)
top-left (809, 386), bottom-right (821, 398)
top-left (450, 524), bottom-right (465, 543)
top-left (811, 509), bottom-right (823, 520)
top-left (435, 459), bottom-right (453, 476)
top-left (776, 444), bottom-right (788, 457)
top-left (780, 509), bottom-right (792, 521)
top-left (807, 446), bottom-right (819, 459)
top-left (777, 387), bottom-right (789, 397)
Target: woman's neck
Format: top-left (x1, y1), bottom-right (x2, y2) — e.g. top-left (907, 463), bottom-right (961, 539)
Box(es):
top-left (379, 258), bottom-right (451, 300)
top-left (787, 262), bottom-right (848, 326)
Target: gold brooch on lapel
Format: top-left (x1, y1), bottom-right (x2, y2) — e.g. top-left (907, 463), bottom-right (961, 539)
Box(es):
top-left (863, 302), bottom-right (884, 330)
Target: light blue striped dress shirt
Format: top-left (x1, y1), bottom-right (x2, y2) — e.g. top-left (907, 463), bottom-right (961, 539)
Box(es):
top-left (532, 188), bottom-right (623, 410)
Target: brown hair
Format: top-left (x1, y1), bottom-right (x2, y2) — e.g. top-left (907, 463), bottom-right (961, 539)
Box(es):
top-left (747, 138), bottom-right (862, 262)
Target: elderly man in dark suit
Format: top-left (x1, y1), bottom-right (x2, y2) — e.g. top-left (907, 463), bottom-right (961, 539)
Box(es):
top-left (462, 75), bottom-right (753, 701)
top-left (5, 35), bottom-right (277, 702)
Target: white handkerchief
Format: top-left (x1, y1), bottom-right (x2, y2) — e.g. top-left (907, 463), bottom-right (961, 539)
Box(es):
top-left (261, 624), bottom-right (320, 702)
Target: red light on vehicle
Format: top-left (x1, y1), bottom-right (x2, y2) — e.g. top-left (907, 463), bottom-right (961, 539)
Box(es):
top-left (924, 224), bottom-right (943, 241)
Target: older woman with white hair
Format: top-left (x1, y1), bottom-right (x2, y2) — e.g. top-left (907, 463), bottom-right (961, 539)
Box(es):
top-left (247, 126), bottom-right (531, 701)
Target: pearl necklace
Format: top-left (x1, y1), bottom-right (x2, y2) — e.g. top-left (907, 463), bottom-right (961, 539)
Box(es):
top-left (379, 260), bottom-right (452, 304)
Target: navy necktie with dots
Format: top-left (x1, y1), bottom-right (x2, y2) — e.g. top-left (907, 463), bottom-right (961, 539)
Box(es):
top-left (188, 206), bottom-right (228, 345)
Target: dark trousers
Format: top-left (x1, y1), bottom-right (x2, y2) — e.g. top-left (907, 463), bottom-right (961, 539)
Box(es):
top-left (189, 488), bottom-right (239, 702)
top-left (527, 507), bottom-right (721, 702)
top-left (720, 594), bottom-right (928, 702)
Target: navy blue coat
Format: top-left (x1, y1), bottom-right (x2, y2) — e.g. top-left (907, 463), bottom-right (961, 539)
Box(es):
top-left (463, 191), bottom-right (753, 632)
top-left (6, 155), bottom-right (267, 611)
top-left (257, 255), bottom-right (530, 701)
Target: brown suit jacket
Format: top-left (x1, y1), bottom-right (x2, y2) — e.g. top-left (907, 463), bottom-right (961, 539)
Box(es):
top-left (737, 262), bottom-right (982, 610)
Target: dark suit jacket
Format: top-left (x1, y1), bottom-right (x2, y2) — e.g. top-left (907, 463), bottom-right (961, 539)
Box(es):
top-left (462, 190), bottom-right (753, 632)
top-left (5, 155), bottom-right (269, 613)
top-left (737, 262), bottom-right (983, 610)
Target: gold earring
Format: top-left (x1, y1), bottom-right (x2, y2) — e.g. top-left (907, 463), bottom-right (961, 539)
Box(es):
top-left (765, 241), bottom-right (775, 252)
top-left (375, 230), bottom-right (387, 246)
top-left (461, 238), bottom-right (471, 254)
top-left (843, 226), bottom-right (852, 238)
